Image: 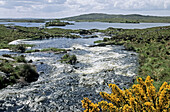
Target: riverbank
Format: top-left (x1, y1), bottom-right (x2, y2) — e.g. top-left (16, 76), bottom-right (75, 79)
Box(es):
top-left (97, 26), bottom-right (170, 89)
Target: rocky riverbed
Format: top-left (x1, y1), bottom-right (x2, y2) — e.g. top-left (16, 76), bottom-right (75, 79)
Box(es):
top-left (0, 37), bottom-right (138, 111)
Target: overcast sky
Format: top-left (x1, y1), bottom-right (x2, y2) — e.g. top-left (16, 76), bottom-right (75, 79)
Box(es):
top-left (0, 0), bottom-right (170, 18)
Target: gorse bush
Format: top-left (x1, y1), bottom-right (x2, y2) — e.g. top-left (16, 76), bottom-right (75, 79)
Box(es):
top-left (82, 76), bottom-right (170, 112)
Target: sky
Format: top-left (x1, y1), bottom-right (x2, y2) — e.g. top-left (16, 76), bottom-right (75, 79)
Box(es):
top-left (0, 0), bottom-right (170, 18)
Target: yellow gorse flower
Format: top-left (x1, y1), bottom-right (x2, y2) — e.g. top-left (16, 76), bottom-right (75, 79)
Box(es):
top-left (82, 76), bottom-right (170, 112)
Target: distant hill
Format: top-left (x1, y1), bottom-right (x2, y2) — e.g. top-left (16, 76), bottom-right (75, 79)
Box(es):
top-left (61, 13), bottom-right (170, 23)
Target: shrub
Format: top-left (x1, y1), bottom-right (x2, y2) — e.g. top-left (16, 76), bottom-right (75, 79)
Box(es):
top-left (61, 54), bottom-right (77, 65)
top-left (11, 44), bottom-right (26, 53)
top-left (14, 55), bottom-right (27, 63)
top-left (16, 64), bottom-right (39, 82)
top-left (82, 76), bottom-right (170, 112)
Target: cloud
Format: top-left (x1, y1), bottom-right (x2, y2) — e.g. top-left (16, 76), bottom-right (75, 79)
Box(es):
top-left (0, 0), bottom-right (170, 18)
top-left (46, 0), bottom-right (67, 4)
top-left (0, 1), bottom-right (5, 5)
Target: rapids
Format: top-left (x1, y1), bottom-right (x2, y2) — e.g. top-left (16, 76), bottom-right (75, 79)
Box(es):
top-left (0, 37), bottom-right (138, 112)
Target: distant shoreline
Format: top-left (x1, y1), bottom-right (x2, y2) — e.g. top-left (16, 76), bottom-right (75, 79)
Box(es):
top-left (1, 13), bottom-right (170, 23)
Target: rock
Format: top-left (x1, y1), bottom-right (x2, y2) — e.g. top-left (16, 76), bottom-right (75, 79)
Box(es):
top-left (91, 35), bottom-right (98, 38)
top-left (35, 96), bottom-right (47, 103)
top-left (38, 71), bottom-right (44, 75)
top-left (79, 30), bottom-right (92, 35)
top-left (28, 60), bottom-right (33, 63)
top-left (0, 100), bottom-right (5, 103)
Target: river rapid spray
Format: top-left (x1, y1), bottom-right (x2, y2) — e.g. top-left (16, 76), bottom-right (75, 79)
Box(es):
top-left (0, 38), bottom-right (138, 111)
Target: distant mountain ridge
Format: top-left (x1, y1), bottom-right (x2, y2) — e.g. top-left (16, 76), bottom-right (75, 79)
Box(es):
top-left (61, 13), bottom-right (170, 23)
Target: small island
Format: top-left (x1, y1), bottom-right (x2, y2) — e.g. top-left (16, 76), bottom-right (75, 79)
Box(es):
top-left (45, 20), bottom-right (74, 27)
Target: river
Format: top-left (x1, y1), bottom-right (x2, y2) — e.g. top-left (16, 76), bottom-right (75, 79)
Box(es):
top-left (0, 32), bottom-right (139, 111)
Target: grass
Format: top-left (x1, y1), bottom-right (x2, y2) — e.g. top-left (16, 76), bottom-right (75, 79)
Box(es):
top-left (0, 55), bottom-right (38, 89)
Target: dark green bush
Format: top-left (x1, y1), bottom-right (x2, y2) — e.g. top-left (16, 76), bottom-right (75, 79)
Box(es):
top-left (61, 54), bottom-right (77, 65)
top-left (16, 64), bottom-right (39, 82)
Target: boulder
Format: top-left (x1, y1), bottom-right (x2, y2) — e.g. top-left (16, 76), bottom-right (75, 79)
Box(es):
top-left (79, 30), bottom-right (92, 35)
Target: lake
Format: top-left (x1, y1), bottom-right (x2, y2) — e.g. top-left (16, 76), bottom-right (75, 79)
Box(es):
top-left (0, 21), bottom-right (170, 29)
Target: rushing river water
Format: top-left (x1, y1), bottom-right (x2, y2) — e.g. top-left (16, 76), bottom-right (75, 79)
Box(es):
top-left (0, 21), bottom-right (170, 29)
top-left (0, 34), bottom-right (139, 111)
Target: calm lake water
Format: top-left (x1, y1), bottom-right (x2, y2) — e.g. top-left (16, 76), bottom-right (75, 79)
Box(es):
top-left (0, 21), bottom-right (170, 29)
